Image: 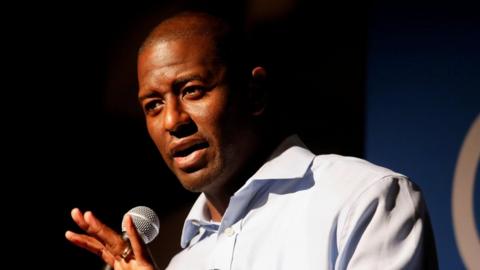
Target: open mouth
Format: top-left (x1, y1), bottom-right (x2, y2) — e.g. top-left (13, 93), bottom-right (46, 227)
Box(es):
top-left (173, 142), bottom-right (209, 158)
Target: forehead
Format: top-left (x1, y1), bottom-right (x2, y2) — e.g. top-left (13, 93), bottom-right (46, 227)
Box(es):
top-left (138, 36), bottom-right (219, 74)
top-left (137, 36), bottom-right (227, 95)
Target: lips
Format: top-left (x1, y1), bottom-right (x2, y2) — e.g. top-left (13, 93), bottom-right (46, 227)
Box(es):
top-left (172, 141), bottom-right (209, 158)
top-left (170, 139), bottom-right (209, 171)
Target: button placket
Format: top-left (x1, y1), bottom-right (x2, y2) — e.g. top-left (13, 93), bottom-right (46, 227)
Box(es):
top-left (207, 223), bottom-right (241, 270)
top-left (224, 227), bottom-right (235, 237)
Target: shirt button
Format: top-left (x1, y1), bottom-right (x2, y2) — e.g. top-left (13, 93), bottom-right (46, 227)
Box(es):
top-left (224, 227), bottom-right (235, 237)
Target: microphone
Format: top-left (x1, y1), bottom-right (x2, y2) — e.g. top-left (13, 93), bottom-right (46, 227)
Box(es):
top-left (121, 206), bottom-right (160, 244)
top-left (103, 206), bottom-right (160, 270)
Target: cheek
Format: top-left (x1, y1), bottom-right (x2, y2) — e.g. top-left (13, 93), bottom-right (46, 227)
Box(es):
top-left (197, 97), bottom-right (225, 119)
top-left (147, 120), bottom-right (168, 156)
top-left (190, 96), bottom-right (229, 134)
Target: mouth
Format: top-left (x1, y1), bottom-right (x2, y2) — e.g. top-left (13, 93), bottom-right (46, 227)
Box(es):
top-left (172, 142), bottom-right (209, 158)
top-left (171, 141), bottom-right (210, 171)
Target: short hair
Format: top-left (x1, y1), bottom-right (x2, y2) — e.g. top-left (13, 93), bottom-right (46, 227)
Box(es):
top-left (139, 11), bottom-right (252, 87)
top-left (139, 9), bottom-right (295, 137)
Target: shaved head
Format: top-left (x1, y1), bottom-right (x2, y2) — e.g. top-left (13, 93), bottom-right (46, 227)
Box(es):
top-left (139, 11), bottom-right (250, 88)
top-left (140, 12), bottom-right (231, 55)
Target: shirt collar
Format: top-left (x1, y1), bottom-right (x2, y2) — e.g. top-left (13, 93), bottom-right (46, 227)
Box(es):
top-left (180, 193), bottom-right (212, 248)
top-left (180, 134), bottom-right (315, 248)
top-left (243, 134), bottom-right (315, 182)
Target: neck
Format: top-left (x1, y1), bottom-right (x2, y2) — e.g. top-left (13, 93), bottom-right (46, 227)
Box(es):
top-left (205, 194), bottom-right (228, 222)
top-left (204, 132), bottom-right (286, 222)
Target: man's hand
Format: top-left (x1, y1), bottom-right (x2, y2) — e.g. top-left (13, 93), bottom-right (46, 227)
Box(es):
top-left (65, 208), bottom-right (155, 270)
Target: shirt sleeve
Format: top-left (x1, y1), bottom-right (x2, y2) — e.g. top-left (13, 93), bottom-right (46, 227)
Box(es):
top-left (335, 176), bottom-right (438, 270)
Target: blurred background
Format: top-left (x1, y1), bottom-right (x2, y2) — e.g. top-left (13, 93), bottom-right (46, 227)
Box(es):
top-left (9, 0), bottom-right (478, 269)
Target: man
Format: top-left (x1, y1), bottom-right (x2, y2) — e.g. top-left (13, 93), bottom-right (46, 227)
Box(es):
top-left (66, 11), bottom-right (437, 270)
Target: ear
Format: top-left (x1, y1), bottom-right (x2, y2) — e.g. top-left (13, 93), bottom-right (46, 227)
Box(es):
top-left (249, 66), bottom-right (267, 116)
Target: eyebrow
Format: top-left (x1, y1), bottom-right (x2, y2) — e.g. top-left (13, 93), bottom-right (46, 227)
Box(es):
top-left (172, 74), bottom-right (206, 88)
top-left (172, 74), bottom-right (216, 94)
top-left (138, 74), bottom-right (211, 102)
top-left (138, 91), bottom-right (159, 102)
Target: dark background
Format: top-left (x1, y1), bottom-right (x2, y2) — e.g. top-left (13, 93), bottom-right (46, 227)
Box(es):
top-left (12, 1), bottom-right (366, 269)
top-left (366, 1), bottom-right (480, 269)
top-left (9, 0), bottom-right (479, 269)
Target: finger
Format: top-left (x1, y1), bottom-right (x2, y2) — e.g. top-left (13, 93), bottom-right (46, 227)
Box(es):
top-left (114, 259), bottom-right (124, 270)
top-left (125, 215), bottom-right (150, 262)
top-left (71, 208), bottom-right (89, 231)
top-left (83, 211), bottom-right (126, 255)
top-left (115, 258), bottom-right (130, 270)
top-left (66, 230), bottom-right (102, 253)
top-left (65, 230), bottom-right (116, 266)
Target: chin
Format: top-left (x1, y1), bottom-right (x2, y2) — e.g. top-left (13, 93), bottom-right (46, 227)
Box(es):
top-left (177, 168), bottom-right (218, 193)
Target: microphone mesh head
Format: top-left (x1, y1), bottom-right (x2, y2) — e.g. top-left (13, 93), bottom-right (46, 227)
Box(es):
top-left (122, 206), bottom-right (160, 244)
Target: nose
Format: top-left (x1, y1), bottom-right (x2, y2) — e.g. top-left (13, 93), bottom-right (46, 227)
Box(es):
top-left (163, 99), bottom-right (197, 138)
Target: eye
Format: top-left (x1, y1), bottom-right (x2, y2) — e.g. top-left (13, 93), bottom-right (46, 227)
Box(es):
top-left (144, 99), bottom-right (164, 115)
top-left (182, 86), bottom-right (205, 100)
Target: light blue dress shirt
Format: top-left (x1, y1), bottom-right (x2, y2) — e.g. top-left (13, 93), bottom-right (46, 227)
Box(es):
top-left (166, 135), bottom-right (437, 269)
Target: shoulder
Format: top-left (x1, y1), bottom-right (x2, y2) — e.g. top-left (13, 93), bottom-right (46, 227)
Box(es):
top-left (309, 154), bottom-right (414, 195)
top-left (311, 154), bottom-right (404, 182)
top-left (306, 154), bottom-right (424, 219)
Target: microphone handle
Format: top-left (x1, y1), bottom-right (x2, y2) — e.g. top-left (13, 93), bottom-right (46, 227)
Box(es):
top-left (101, 232), bottom-right (128, 270)
top-left (100, 234), bottom-right (158, 270)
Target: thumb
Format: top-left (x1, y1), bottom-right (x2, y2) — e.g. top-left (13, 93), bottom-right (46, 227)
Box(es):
top-left (125, 215), bottom-right (151, 263)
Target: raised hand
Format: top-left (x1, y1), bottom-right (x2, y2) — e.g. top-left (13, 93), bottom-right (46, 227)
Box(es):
top-left (65, 208), bottom-right (154, 270)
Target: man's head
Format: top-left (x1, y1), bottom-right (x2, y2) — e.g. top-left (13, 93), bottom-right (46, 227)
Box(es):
top-left (137, 12), bottom-right (269, 194)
